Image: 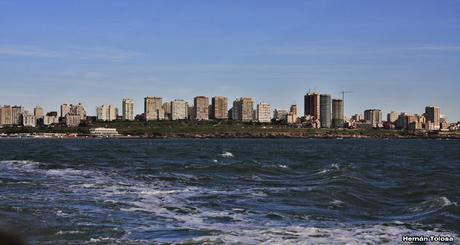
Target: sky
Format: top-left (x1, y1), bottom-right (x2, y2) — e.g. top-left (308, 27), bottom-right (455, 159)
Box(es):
top-left (0, 0), bottom-right (459, 120)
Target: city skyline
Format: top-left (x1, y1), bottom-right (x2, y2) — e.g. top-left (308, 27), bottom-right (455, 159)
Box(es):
top-left (0, 92), bottom-right (449, 126)
top-left (1, 1), bottom-right (459, 121)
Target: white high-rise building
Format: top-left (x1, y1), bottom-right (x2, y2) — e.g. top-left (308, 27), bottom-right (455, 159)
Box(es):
top-left (122, 98), bottom-right (134, 121)
top-left (171, 99), bottom-right (188, 120)
top-left (256, 103), bottom-right (271, 123)
top-left (96, 105), bottom-right (118, 121)
top-left (61, 104), bottom-right (71, 117)
top-left (144, 97), bottom-right (164, 121)
top-left (22, 113), bottom-right (36, 127)
top-left (61, 103), bottom-right (86, 120)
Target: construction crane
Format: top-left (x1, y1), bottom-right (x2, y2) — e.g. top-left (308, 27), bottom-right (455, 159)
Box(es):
top-left (340, 91), bottom-right (352, 102)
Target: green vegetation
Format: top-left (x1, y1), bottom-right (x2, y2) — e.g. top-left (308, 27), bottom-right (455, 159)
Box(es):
top-left (1, 120), bottom-right (459, 138)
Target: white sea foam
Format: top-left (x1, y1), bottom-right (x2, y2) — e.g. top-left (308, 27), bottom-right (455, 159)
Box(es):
top-left (3, 159), bottom-right (456, 244)
top-left (330, 199), bottom-right (344, 206)
top-left (0, 160), bottom-right (42, 170)
top-left (409, 196), bottom-right (457, 213)
top-left (56, 210), bottom-right (71, 217)
top-left (189, 224), bottom-right (459, 245)
top-left (330, 163), bottom-right (340, 169)
top-left (55, 230), bottom-right (83, 235)
top-left (277, 164), bottom-right (288, 169)
top-left (220, 151), bottom-right (234, 158)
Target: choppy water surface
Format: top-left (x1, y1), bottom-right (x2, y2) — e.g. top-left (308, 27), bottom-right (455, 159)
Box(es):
top-left (0, 139), bottom-right (459, 244)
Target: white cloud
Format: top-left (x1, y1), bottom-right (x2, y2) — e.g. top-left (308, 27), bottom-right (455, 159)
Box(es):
top-left (404, 45), bottom-right (460, 52)
top-left (0, 45), bottom-right (142, 61)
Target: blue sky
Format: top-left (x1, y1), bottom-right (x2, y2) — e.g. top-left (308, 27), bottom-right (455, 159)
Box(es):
top-left (0, 0), bottom-right (459, 120)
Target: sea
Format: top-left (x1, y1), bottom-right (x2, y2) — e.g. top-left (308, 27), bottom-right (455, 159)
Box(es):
top-left (0, 138), bottom-right (458, 244)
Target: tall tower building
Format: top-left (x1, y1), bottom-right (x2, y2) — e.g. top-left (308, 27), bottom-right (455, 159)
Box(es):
top-left (387, 111), bottom-right (398, 124)
top-left (34, 106), bottom-right (44, 119)
top-left (304, 93), bottom-right (320, 120)
top-left (364, 109), bottom-right (383, 127)
top-left (60, 104), bottom-right (71, 118)
top-left (70, 103), bottom-right (86, 120)
top-left (290, 104), bottom-right (298, 118)
top-left (211, 96), bottom-right (228, 120)
top-left (231, 99), bottom-right (241, 121)
top-left (256, 103), bottom-right (271, 123)
top-left (122, 98), bottom-right (134, 121)
top-left (162, 102), bottom-right (172, 120)
top-left (0, 105), bottom-right (13, 125)
top-left (171, 99), bottom-right (188, 120)
top-left (11, 106), bottom-right (24, 125)
top-left (232, 97), bottom-right (254, 122)
top-left (319, 94), bottom-right (332, 128)
top-left (425, 106), bottom-right (440, 130)
top-left (96, 105), bottom-right (118, 121)
top-left (332, 99), bottom-right (344, 128)
top-left (144, 96), bottom-right (164, 121)
top-left (193, 96), bottom-right (209, 120)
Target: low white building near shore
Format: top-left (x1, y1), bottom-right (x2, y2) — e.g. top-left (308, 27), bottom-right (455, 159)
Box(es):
top-left (89, 127), bottom-right (120, 137)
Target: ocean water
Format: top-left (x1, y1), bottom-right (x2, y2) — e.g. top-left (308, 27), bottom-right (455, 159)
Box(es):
top-left (0, 139), bottom-right (459, 244)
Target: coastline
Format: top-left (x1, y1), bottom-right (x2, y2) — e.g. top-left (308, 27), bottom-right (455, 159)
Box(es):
top-left (1, 132), bottom-right (459, 140)
top-left (1, 121), bottom-right (459, 139)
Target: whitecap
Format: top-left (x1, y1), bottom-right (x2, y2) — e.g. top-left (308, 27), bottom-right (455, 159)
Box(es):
top-left (220, 151), bottom-right (234, 158)
top-left (330, 163), bottom-right (340, 169)
top-left (56, 210), bottom-right (70, 217)
top-left (330, 199), bottom-right (344, 206)
top-left (188, 224), bottom-right (459, 245)
top-left (55, 230), bottom-right (83, 235)
top-left (0, 160), bottom-right (42, 170)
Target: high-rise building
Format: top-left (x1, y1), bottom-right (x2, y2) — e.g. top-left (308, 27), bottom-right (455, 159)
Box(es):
top-left (285, 104), bottom-right (298, 125)
top-left (232, 97), bottom-right (254, 122)
top-left (60, 104), bottom-right (71, 118)
top-left (332, 99), bottom-right (344, 128)
top-left (162, 102), bottom-right (172, 120)
top-left (43, 115), bottom-right (59, 126)
top-left (352, 114), bottom-right (364, 122)
top-left (22, 114), bottom-right (36, 127)
top-left (304, 92), bottom-right (320, 119)
top-left (11, 106), bottom-right (24, 125)
top-left (0, 105), bottom-right (13, 125)
top-left (425, 106), bottom-right (440, 130)
top-left (171, 99), bottom-right (188, 120)
top-left (46, 111), bottom-right (58, 117)
top-left (144, 97), bottom-right (164, 121)
top-left (211, 96), bottom-right (228, 120)
top-left (320, 94), bottom-right (332, 128)
top-left (231, 100), bottom-right (240, 121)
top-left (387, 111), bottom-right (398, 124)
top-left (34, 106), bottom-right (44, 119)
top-left (122, 98), bottom-right (134, 121)
top-left (193, 96), bottom-right (209, 120)
top-left (65, 114), bottom-right (81, 127)
top-left (273, 109), bottom-right (289, 122)
top-left (364, 109), bottom-right (382, 127)
top-left (290, 104), bottom-right (298, 118)
top-left (256, 103), bottom-right (271, 123)
top-left (96, 105), bottom-right (118, 121)
top-left (63, 103), bottom-right (86, 120)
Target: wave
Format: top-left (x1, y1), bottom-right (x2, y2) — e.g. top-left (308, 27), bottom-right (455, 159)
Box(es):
top-left (220, 151), bottom-right (234, 158)
top-left (1, 158), bottom-right (459, 243)
top-left (0, 160), bottom-right (42, 170)
top-left (188, 224), bottom-right (459, 245)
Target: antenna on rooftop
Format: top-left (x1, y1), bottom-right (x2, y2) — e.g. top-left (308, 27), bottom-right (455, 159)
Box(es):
top-left (340, 91), bottom-right (352, 101)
